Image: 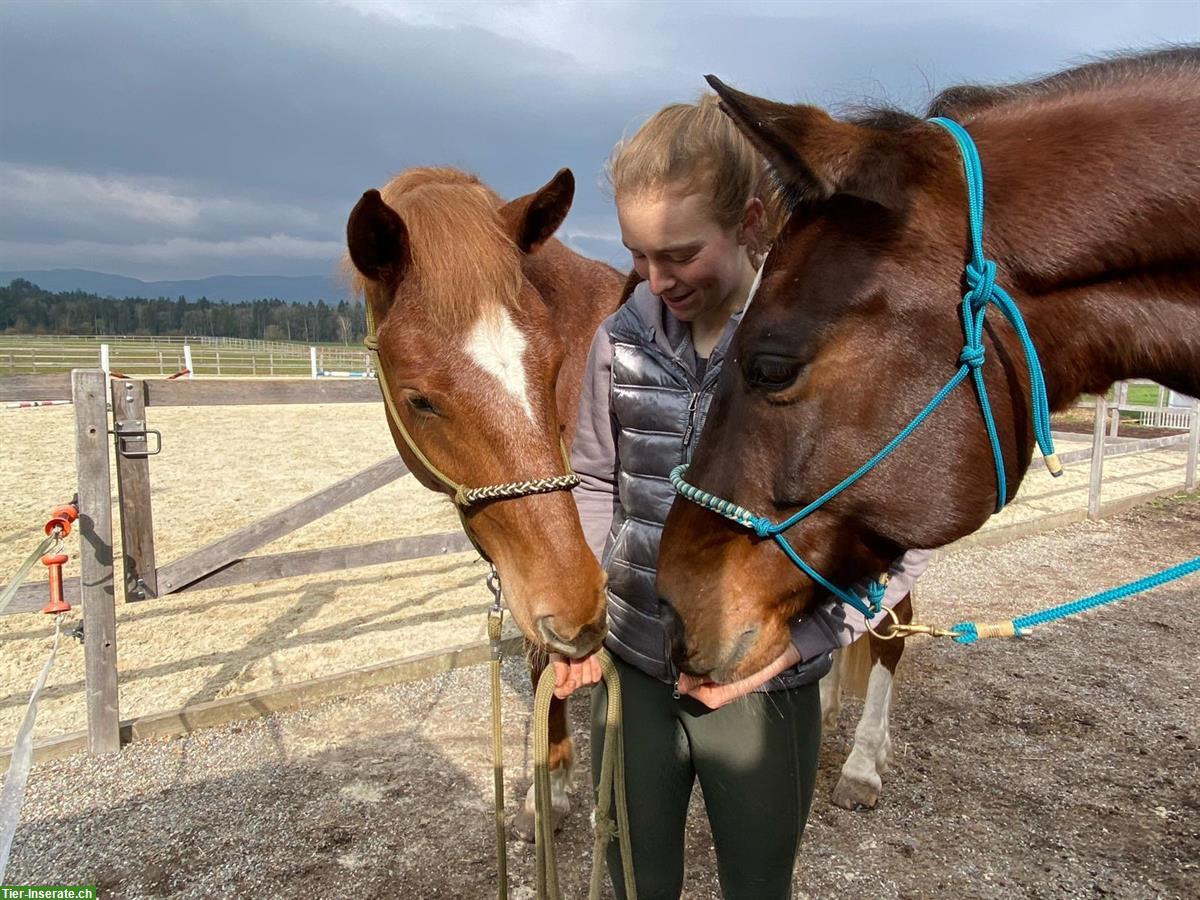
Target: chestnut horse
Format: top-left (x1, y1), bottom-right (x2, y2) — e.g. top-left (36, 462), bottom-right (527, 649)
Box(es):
top-left (659, 48), bottom-right (1199, 710)
top-left (346, 167), bottom-right (625, 837)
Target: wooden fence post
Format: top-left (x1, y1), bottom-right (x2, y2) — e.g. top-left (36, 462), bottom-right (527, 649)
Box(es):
top-left (73, 369), bottom-right (121, 754)
top-left (1187, 398), bottom-right (1199, 494)
top-left (1088, 392), bottom-right (1107, 520)
top-left (1108, 381), bottom-right (1124, 438)
top-left (112, 378), bottom-right (157, 601)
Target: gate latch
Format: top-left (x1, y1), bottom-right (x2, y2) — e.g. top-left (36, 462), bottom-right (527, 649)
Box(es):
top-left (111, 419), bottom-right (162, 458)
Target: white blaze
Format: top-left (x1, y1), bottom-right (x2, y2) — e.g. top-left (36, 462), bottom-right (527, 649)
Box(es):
top-left (465, 307), bottom-right (535, 421)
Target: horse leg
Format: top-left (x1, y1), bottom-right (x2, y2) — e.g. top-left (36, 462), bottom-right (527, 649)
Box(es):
top-left (512, 657), bottom-right (574, 842)
top-left (820, 648), bottom-right (844, 730)
top-left (830, 592), bottom-right (911, 810)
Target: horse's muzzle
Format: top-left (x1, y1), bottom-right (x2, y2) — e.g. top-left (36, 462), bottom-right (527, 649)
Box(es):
top-left (536, 613), bottom-right (607, 659)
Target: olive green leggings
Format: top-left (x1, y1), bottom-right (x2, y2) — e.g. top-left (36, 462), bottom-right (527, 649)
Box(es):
top-left (591, 654), bottom-right (821, 900)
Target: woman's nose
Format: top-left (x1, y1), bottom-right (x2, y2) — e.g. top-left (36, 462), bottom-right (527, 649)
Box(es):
top-left (647, 264), bottom-right (676, 296)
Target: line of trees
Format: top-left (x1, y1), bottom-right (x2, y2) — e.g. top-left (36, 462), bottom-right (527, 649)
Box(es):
top-left (0, 279), bottom-right (368, 344)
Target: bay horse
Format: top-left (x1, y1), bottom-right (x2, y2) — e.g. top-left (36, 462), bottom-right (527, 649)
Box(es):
top-left (345, 167), bottom-right (626, 838)
top-left (658, 47), bottom-right (1200, 759)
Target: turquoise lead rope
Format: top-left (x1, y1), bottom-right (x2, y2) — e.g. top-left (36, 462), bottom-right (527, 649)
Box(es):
top-left (951, 555), bottom-right (1200, 644)
top-left (671, 116), bottom-right (1200, 639)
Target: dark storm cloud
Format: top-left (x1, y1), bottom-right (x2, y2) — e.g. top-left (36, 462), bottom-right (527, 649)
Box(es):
top-left (0, 0), bottom-right (1194, 280)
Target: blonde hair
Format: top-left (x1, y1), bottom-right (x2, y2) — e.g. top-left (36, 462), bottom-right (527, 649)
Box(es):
top-left (606, 93), bottom-right (783, 261)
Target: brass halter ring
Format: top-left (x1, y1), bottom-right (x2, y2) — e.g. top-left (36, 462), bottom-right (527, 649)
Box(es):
top-left (864, 606), bottom-right (904, 641)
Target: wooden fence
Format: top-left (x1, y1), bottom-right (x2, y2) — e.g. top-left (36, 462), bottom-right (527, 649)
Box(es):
top-left (1081, 384), bottom-right (1199, 518)
top-left (0, 370), bottom-right (478, 755)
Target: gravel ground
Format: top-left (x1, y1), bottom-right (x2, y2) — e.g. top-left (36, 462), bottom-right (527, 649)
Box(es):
top-left (5, 495), bottom-right (1198, 899)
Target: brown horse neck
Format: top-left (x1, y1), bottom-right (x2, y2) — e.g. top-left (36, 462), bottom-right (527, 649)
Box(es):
top-left (954, 66), bottom-right (1200, 406)
top-left (1025, 271), bottom-right (1200, 409)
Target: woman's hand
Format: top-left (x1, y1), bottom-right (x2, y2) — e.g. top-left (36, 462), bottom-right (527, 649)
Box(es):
top-left (551, 650), bottom-right (603, 699)
top-left (675, 643), bottom-right (802, 709)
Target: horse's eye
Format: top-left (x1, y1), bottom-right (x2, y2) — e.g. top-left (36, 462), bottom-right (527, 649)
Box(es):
top-left (408, 394), bottom-right (439, 416)
top-left (746, 355), bottom-right (803, 390)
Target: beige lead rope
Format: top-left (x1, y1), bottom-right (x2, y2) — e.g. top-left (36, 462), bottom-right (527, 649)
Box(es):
top-left (488, 599), bottom-right (636, 900)
top-left (487, 592), bottom-right (509, 899)
top-left (532, 650), bottom-right (637, 900)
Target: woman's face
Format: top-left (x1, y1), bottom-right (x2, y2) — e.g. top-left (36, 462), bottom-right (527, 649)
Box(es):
top-left (618, 190), bottom-right (751, 323)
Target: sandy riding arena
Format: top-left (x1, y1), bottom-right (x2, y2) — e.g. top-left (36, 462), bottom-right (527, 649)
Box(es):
top-left (1, 401), bottom-right (498, 742)
top-left (2, 402), bottom-right (1198, 898)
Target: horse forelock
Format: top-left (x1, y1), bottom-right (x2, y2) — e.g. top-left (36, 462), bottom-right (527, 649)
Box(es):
top-left (351, 167), bottom-right (523, 333)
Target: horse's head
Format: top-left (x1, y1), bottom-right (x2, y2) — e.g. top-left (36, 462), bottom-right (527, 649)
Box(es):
top-left (658, 80), bottom-right (1039, 682)
top-left (346, 167), bottom-right (607, 657)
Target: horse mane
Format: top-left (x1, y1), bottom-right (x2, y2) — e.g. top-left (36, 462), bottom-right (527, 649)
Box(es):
top-left (347, 167), bottom-right (522, 330)
top-left (927, 46), bottom-right (1198, 119)
top-left (839, 46), bottom-right (1199, 130)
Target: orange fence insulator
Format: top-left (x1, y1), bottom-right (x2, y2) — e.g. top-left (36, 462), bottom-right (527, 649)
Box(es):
top-left (44, 503), bottom-right (79, 538)
top-left (42, 552), bottom-right (71, 614)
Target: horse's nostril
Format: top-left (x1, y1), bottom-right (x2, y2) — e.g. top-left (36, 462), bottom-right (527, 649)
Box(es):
top-left (658, 599), bottom-right (689, 667)
top-left (536, 614), bottom-right (606, 659)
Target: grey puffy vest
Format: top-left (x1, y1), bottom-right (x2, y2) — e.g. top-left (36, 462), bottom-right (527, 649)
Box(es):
top-left (602, 284), bottom-right (831, 689)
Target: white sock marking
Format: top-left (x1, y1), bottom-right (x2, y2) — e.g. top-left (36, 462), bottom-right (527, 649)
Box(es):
top-left (840, 661), bottom-right (894, 788)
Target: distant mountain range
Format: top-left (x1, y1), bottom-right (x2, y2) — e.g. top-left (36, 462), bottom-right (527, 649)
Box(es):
top-left (0, 269), bottom-right (349, 303)
top-left (2, 238), bottom-right (628, 304)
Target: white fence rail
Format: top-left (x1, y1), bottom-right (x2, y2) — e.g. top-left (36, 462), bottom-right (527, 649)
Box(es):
top-left (0, 342), bottom-right (369, 378)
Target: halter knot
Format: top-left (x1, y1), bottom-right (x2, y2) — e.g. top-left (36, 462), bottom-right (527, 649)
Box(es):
top-left (964, 257), bottom-right (997, 311)
top-left (866, 577), bottom-right (887, 615)
top-left (959, 344), bottom-right (986, 370)
top-left (363, 335), bottom-right (379, 351)
top-left (750, 517), bottom-right (773, 539)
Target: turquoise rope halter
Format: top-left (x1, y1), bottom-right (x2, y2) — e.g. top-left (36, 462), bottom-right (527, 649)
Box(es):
top-left (671, 117), bottom-right (1064, 620)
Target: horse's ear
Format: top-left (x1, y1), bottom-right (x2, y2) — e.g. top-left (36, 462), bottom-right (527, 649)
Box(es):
top-left (705, 76), bottom-right (905, 210)
top-left (347, 190), bottom-right (410, 283)
top-left (499, 168), bottom-right (575, 253)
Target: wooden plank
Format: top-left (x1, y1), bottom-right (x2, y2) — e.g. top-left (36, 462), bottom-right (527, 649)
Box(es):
top-left (3, 577), bottom-right (81, 615)
top-left (111, 378), bottom-right (158, 601)
top-left (4, 533), bottom-right (474, 612)
top-left (145, 378), bottom-right (382, 407)
top-left (0, 373), bottom-right (72, 402)
top-left (155, 455), bottom-right (410, 594)
top-left (0, 634), bottom-right (525, 768)
top-left (73, 369), bottom-right (121, 754)
top-left (1088, 393), bottom-right (1107, 520)
top-left (1055, 432), bottom-right (1191, 466)
top-left (170, 532), bottom-right (477, 593)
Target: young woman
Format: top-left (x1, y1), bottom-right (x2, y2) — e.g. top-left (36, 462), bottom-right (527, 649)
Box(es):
top-left (557, 95), bottom-right (930, 899)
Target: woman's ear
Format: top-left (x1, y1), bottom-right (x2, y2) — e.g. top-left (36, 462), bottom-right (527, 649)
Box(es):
top-left (738, 197), bottom-right (765, 245)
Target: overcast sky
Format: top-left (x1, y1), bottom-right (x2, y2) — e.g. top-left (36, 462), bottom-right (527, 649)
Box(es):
top-left (1, 0), bottom-right (1196, 281)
